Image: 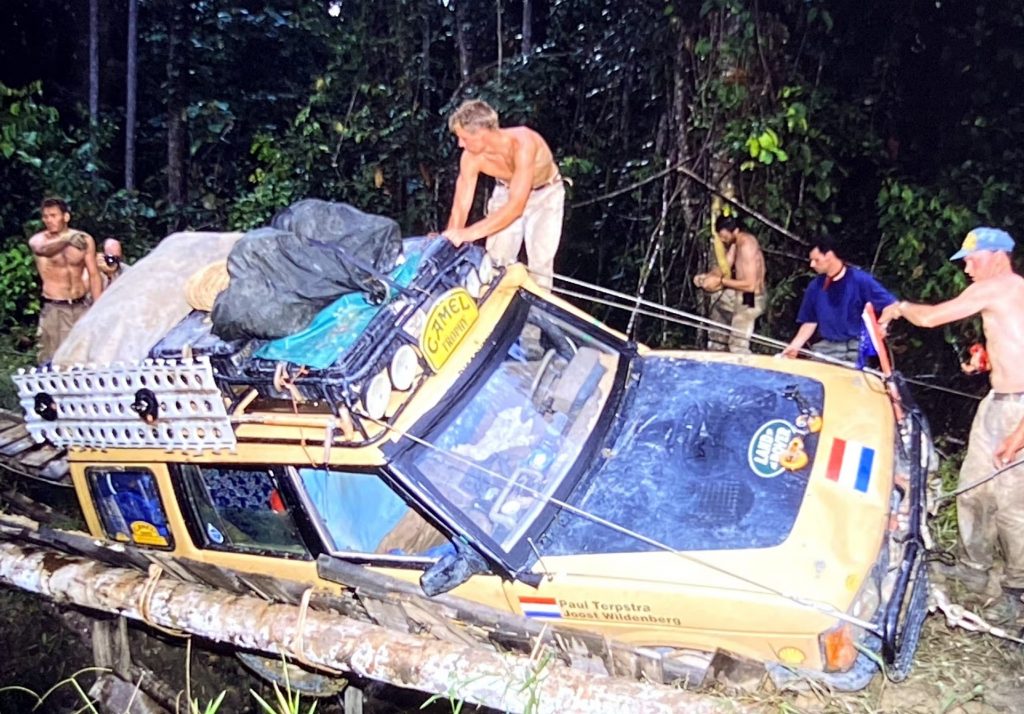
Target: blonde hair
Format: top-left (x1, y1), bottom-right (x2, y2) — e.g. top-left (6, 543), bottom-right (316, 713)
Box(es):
top-left (448, 100), bottom-right (499, 132)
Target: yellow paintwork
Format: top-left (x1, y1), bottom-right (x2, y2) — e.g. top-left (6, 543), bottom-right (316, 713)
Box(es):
top-left (500, 352), bottom-right (895, 669)
top-left (66, 263), bottom-right (898, 673)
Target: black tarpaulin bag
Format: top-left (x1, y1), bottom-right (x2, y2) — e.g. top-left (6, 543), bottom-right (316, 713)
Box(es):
top-left (211, 200), bottom-right (402, 340)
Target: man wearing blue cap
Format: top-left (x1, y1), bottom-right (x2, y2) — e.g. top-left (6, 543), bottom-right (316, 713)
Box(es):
top-left (881, 227), bottom-right (1024, 619)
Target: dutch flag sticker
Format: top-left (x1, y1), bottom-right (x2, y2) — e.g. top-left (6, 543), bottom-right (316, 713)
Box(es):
top-left (519, 596), bottom-right (562, 619)
top-left (825, 438), bottom-right (875, 493)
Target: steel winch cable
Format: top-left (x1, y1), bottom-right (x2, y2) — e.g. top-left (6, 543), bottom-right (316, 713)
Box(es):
top-left (547, 271), bottom-right (983, 402)
top-left (367, 416), bottom-right (880, 633)
top-left (933, 454), bottom-right (1024, 503)
top-left (545, 270), bottom-right (1024, 631)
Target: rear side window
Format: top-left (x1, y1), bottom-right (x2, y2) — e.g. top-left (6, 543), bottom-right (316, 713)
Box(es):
top-left (178, 465), bottom-right (309, 558)
top-left (86, 468), bottom-right (173, 549)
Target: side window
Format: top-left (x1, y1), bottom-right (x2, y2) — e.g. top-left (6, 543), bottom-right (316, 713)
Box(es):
top-left (178, 465), bottom-right (309, 558)
top-left (297, 467), bottom-right (449, 558)
top-left (86, 468), bottom-right (173, 549)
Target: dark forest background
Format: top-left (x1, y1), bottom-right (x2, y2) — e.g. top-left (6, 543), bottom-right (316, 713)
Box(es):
top-left (3, 0), bottom-right (1022, 434)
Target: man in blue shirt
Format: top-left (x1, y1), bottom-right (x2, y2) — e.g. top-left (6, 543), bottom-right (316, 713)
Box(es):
top-left (782, 236), bottom-right (896, 361)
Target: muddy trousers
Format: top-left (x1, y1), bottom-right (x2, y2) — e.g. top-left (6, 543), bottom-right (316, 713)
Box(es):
top-left (957, 393), bottom-right (1024, 590)
top-left (707, 289), bottom-right (766, 354)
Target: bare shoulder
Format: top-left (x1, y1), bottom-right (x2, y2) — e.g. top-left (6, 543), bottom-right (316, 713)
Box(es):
top-left (503, 125), bottom-right (538, 141)
top-left (458, 148), bottom-right (482, 171)
top-left (959, 272), bottom-right (1024, 308)
top-left (738, 231), bottom-right (763, 254)
top-left (999, 272), bottom-right (1024, 300)
top-left (504, 126), bottom-right (548, 152)
top-left (980, 271), bottom-right (1024, 293)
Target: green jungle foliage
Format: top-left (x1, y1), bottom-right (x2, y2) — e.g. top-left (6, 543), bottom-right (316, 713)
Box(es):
top-left (2, 0), bottom-right (1022, 430)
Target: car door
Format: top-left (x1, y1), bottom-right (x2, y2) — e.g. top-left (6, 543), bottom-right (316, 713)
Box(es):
top-left (289, 465), bottom-right (514, 608)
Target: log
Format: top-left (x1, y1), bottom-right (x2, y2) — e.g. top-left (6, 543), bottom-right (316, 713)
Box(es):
top-left (0, 541), bottom-right (749, 714)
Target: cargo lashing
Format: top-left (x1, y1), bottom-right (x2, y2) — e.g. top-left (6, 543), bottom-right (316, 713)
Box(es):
top-left (13, 357), bottom-right (236, 452)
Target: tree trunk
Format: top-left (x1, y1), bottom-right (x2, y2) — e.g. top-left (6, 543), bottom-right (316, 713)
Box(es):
top-left (166, 1), bottom-right (189, 225)
top-left (419, 5), bottom-right (431, 111)
top-left (495, 0), bottom-right (503, 81)
top-left (521, 0), bottom-right (532, 57)
top-left (89, 0), bottom-right (99, 123)
top-left (0, 541), bottom-right (749, 714)
top-left (455, 0), bottom-right (471, 81)
top-left (124, 0), bottom-right (138, 190)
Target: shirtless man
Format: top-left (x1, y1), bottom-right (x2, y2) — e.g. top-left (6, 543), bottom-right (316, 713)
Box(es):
top-left (442, 99), bottom-right (564, 292)
top-left (28, 198), bottom-right (101, 364)
top-left (880, 227), bottom-right (1024, 606)
top-left (693, 216), bottom-right (766, 353)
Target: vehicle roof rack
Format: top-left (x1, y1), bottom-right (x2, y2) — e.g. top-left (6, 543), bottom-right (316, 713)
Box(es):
top-left (13, 356), bottom-right (236, 453)
top-left (12, 241), bottom-right (502, 453)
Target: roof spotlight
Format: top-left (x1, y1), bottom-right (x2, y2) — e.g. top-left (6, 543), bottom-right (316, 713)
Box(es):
top-left (361, 370), bottom-right (391, 420)
top-left (389, 344), bottom-right (419, 392)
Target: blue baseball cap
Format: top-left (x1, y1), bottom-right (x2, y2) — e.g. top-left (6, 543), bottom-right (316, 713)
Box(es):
top-left (950, 227), bottom-right (1015, 260)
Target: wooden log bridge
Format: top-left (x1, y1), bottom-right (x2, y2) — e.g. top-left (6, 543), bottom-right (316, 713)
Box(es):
top-left (0, 540), bottom-right (748, 714)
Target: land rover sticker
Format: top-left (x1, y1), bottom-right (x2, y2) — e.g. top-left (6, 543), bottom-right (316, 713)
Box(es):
top-left (420, 287), bottom-right (479, 371)
top-left (748, 419), bottom-right (799, 478)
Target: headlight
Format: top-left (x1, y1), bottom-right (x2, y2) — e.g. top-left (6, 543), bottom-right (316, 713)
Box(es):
top-left (361, 370), bottom-right (392, 420)
top-left (389, 344), bottom-right (419, 392)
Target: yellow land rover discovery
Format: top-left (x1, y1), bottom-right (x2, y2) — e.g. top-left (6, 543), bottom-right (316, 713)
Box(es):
top-left (12, 231), bottom-right (931, 691)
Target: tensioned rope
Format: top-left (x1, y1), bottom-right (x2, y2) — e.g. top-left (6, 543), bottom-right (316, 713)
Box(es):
top-left (368, 415), bottom-right (881, 633)
top-left (548, 271), bottom-right (983, 402)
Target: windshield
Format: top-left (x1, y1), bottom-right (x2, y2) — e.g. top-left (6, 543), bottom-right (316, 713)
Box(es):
top-left (400, 298), bottom-right (622, 553)
top-left (538, 357), bottom-right (825, 556)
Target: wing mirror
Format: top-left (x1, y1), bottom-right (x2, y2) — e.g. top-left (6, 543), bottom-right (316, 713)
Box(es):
top-left (420, 539), bottom-right (491, 597)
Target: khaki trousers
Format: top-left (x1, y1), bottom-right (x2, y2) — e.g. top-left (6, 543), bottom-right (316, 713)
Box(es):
top-left (485, 181), bottom-right (565, 292)
top-left (38, 300), bottom-right (89, 364)
top-left (707, 289), bottom-right (766, 354)
top-left (958, 393), bottom-right (1024, 589)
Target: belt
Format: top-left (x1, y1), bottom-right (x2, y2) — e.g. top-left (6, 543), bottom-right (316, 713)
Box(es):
top-left (993, 392), bottom-right (1024, 402)
top-left (42, 295), bottom-right (88, 305)
top-left (496, 173), bottom-right (563, 191)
